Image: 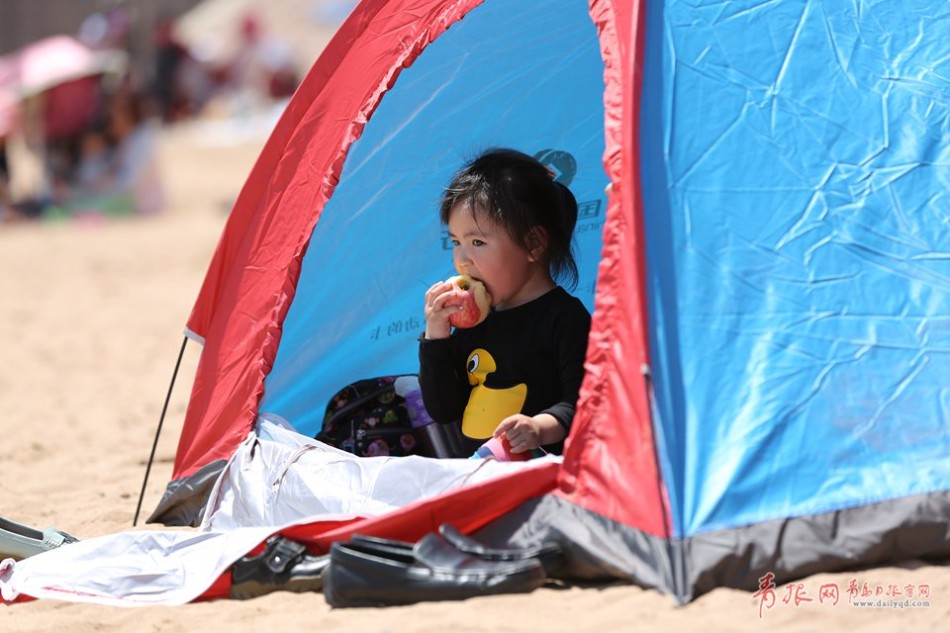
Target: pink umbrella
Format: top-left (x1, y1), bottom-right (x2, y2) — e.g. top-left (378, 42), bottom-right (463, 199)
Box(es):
top-left (15, 35), bottom-right (124, 96)
top-left (0, 35), bottom-right (126, 140)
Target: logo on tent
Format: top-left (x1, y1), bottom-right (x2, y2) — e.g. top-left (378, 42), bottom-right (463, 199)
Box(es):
top-left (533, 149), bottom-right (576, 186)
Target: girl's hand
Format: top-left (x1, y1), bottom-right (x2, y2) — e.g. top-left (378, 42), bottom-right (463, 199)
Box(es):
top-left (424, 280), bottom-right (463, 339)
top-left (493, 413), bottom-right (565, 453)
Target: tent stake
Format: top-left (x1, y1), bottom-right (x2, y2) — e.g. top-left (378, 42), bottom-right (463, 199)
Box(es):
top-left (133, 336), bottom-right (188, 526)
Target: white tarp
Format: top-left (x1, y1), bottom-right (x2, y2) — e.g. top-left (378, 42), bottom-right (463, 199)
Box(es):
top-left (0, 419), bottom-right (559, 606)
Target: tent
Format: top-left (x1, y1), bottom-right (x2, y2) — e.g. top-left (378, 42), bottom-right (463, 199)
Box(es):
top-left (143, 0), bottom-right (949, 602)
top-left (5, 0), bottom-right (946, 606)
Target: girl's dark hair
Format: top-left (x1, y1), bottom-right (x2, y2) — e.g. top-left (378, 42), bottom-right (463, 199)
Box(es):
top-left (440, 148), bottom-right (580, 289)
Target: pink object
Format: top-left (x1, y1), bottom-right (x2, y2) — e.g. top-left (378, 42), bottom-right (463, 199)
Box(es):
top-left (14, 36), bottom-right (121, 96)
top-left (473, 436), bottom-right (530, 462)
top-left (0, 35), bottom-right (126, 139)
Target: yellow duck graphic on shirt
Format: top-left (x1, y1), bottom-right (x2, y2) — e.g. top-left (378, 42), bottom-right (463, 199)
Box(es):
top-left (462, 348), bottom-right (527, 439)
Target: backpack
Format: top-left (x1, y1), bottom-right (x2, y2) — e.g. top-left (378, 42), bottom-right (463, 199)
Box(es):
top-left (316, 376), bottom-right (420, 457)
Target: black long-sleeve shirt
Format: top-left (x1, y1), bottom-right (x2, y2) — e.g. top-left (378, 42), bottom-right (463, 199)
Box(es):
top-left (419, 286), bottom-right (591, 454)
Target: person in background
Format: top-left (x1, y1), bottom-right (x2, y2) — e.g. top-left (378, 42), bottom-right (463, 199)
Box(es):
top-left (152, 17), bottom-right (211, 123)
top-left (72, 123), bottom-right (113, 197)
top-left (103, 90), bottom-right (165, 215)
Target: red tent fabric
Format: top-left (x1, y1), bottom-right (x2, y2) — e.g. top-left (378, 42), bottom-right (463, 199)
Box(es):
top-left (556, 0), bottom-right (669, 538)
top-left (148, 0), bottom-right (668, 588)
top-left (167, 0), bottom-right (667, 539)
top-left (158, 0), bottom-right (669, 556)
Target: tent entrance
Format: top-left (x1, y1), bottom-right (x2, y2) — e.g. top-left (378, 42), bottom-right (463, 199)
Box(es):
top-left (261, 0), bottom-right (609, 437)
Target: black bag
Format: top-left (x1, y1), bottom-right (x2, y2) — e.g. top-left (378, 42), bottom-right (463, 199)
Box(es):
top-left (316, 376), bottom-right (421, 457)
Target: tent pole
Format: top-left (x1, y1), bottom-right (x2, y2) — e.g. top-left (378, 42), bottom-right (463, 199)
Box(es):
top-left (132, 336), bottom-right (188, 526)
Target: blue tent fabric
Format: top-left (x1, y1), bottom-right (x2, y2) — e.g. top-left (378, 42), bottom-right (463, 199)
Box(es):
top-left (641, 0), bottom-right (950, 539)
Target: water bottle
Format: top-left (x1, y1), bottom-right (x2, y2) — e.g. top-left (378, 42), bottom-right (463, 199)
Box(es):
top-left (470, 436), bottom-right (529, 462)
top-left (395, 376), bottom-right (463, 458)
top-left (394, 376), bottom-right (433, 429)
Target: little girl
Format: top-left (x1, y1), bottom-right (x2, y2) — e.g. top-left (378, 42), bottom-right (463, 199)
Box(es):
top-left (419, 148), bottom-right (591, 457)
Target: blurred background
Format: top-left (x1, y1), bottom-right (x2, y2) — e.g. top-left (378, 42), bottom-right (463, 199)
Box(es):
top-left (0, 0), bottom-right (356, 222)
top-left (0, 1), bottom-right (358, 532)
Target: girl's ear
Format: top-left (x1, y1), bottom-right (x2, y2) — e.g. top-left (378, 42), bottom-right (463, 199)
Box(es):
top-left (525, 226), bottom-right (548, 262)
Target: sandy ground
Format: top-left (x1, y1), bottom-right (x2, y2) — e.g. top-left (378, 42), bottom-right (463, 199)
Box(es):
top-left (0, 111), bottom-right (947, 632)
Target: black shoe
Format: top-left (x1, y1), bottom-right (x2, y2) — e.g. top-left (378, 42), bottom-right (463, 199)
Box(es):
top-left (348, 524), bottom-right (564, 575)
top-left (323, 531), bottom-right (547, 607)
top-left (438, 524), bottom-right (564, 575)
top-left (229, 535), bottom-right (330, 600)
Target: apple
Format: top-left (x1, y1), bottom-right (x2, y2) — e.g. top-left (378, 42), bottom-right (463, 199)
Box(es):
top-left (444, 274), bottom-right (491, 328)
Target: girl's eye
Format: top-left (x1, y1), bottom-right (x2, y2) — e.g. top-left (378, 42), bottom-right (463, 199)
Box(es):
top-left (451, 239), bottom-right (460, 246)
top-left (472, 239), bottom-right (485, 247)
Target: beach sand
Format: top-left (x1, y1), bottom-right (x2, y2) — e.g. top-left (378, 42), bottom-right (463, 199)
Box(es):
top-left (0, 107), bottom-right (947, 633)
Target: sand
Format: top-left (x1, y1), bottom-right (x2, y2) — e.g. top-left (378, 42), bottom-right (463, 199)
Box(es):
top-left (0, 96), bottom-right (947, 633)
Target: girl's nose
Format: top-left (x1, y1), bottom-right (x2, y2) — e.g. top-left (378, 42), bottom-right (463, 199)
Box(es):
top-left (454, 247), bottom-right (472, 271)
